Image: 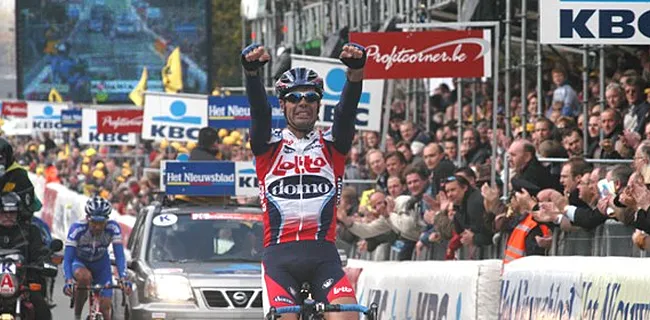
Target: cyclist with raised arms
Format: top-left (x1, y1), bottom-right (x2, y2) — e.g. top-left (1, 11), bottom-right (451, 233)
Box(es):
top-left (62, 196), bottom-right (132, 320)
top-left (241, 42), bottom-right (367, 320)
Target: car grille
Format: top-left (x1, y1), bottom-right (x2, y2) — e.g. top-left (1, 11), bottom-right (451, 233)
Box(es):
top-left (202, 290), bottom-right (229, 308)
top-left (251, 291), bottom-right (263, 308)
top-left (202, 289), bottom-right (262, 308)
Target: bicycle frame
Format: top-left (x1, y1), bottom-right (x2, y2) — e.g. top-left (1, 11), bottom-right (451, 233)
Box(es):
top-left (69, 284), bottom-right (125, 319)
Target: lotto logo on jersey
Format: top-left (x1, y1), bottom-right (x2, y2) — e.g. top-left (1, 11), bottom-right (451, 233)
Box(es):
top-left (271, 155), bottom-right (328, 176)
top-left (333, 286), bottom-right (353, 296)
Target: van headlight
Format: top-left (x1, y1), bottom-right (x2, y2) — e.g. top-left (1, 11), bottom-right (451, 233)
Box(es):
top-left (144, 274), bottom-right (194, 302)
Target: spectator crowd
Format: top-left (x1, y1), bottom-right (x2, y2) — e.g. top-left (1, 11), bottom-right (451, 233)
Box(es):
top-left (334, 46), bottom-right (650, 262)
top-left (5, 46), bottom-right (650, 264)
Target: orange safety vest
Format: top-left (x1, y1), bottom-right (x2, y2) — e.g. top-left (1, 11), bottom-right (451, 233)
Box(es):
top-left (503, 214), bottom-right (550, 264)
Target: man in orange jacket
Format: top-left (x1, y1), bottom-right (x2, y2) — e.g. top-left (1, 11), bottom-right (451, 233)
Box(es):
top-left (503, 179), bottom-right (552, 264)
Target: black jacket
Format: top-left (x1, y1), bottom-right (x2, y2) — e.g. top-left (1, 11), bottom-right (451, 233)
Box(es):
top-left (0, 138), bottom-right (39, 214)
top-left (189, 146), bottom-right (219, 161)
top-left (453, 187), bottom-right (493, 246)
top-left (572, 206), bottom-right (608, 230)
top-left (0, 224), bottom-right (48, 281)
top-left (518, 158), bottom-right (562, 192)
top-left (568, 189), bottom-right (590, 208)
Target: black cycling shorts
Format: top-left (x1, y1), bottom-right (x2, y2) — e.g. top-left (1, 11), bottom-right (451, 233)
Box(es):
top-left (261, 241), bottom-right (356, 312)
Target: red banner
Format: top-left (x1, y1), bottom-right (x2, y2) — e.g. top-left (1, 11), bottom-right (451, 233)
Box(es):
top-left (350, 30), bottom-right (492, 79)
top-left (96, 110), bottom-right (143, 134)
top-left (1, 101), bottom-right (28, 118)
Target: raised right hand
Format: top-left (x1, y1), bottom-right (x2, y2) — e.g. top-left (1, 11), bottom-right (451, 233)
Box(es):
top-left (241, 44), bottom-right (271, 71)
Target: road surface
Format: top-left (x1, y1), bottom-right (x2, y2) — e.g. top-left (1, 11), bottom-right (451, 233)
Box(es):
top-left (51, 270), bottom-right (76, 319)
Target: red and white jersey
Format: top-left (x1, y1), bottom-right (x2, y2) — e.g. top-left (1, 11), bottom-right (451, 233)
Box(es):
top-left (255, 128), bottom-right (346, 247)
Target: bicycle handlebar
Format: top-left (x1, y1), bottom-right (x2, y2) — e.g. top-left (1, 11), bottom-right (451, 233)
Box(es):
top-left (273, 303), bottom-right (370, 314)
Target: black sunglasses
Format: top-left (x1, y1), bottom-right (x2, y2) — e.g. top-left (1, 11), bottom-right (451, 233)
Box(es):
top-left (283, 91), bottom-right (321, 103)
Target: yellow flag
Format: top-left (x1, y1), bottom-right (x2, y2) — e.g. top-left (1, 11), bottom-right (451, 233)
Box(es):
top-left (129, 67), bottom-right (148, 107)
top-left (48, 88), bottom-right (63, 102)
top-left (162, 47), bottom-right (183, 93)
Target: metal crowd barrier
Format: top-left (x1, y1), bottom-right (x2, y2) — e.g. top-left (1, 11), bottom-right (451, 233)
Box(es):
top-left (342, 219), bottom-right (646, 263)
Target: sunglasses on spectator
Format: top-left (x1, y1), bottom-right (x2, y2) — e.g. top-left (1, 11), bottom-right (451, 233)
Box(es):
top-left (283, 91), bottom-right (321, 103)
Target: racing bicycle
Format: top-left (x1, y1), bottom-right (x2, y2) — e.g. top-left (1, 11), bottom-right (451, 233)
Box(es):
top-left (265, 282), bottom-right (378, 320)
top-left (69, 283), bottom-right (126, 320)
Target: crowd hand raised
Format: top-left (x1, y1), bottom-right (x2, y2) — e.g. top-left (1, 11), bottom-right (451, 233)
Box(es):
top-left (481, 183), bottom-right (500, 211)
top-left (339, 43), bottom-right (367, 69)
top-left (385, 196), bottom-right (395, 214)
top-left (357, 240), bottom-right (368, 253)
top-left (619, 186), bottom-right (636, 208)
top-left (515, 189), bottom-right (535, 212)
top-left (423, 194), bottom-right (440, 212)
top-left (241, 44), bottom-right (270, 71)
top-left (460, 229), bottom-right (474, 246)
top-left (622, 130), bottom-right (641, 149)
top-left (597, 195), bottom-right (613, 216)
top-left (535, 235), bottom-right (553, 249)
top-left (428, 232), bottom-right (441, 242)
top-left (632, 229), bottom-right (648, 250)
top-left (532, 202), bottom-right (560, 223)
top-left (423, 209), bottom-right (436, 225)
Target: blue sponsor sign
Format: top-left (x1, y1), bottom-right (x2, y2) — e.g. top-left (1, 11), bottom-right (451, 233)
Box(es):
top-left (61, 109), bottom-right (82, 129)
top-left (207, 95), bottom-right (286, 129)
top-left (162, 161), bottom-right (236, 196)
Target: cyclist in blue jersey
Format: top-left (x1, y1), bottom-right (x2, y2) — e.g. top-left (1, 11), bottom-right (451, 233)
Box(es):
top-left (242, 42), bottom-right (366, 320)
top-left (62, 196), bottom-right (132, 320)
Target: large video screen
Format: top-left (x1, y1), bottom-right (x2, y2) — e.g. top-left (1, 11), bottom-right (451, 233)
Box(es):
top-left (17, 0), bottom-right (210, 103)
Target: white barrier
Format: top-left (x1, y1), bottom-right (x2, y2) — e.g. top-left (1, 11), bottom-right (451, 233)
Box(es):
top-left (28, 173), bottom-right (136, 243)
top-left (348, 259), bottom-right (502, 320)
top-left (501, 256), bottom-right (650, 319)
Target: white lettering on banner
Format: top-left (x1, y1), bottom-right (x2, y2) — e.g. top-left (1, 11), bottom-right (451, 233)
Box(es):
top-left (365, 38), bottom-right (490, 71)
top-left (81, 109), bottom-right (137, 146)
top-left (4, 105), bottom-right (25, 115)
top-left (207, 105), bottom-right (252, 118)
top-left (228, 105), bottom-right (250, 117)
top-left (101, 115), bottom-right (143, 130)
top-left (165, 172), bottom-right (235, 184)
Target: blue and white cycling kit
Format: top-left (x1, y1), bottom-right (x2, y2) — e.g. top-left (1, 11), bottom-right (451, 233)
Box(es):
top-left (63, 220), bottom-right (127, 297)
